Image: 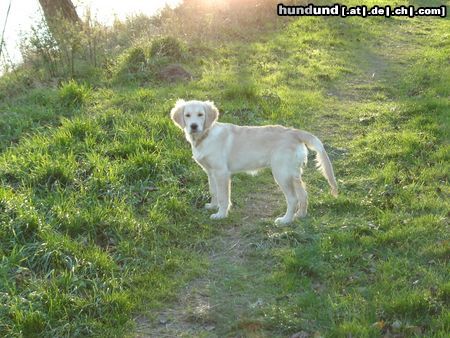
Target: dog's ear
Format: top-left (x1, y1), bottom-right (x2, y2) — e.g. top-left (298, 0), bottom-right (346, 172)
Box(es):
top-left (170, 99), bottom-right (186, 129)
top-left (203, 101), bottom-right (219, 130)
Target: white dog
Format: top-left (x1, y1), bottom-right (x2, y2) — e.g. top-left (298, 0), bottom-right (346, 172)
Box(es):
top-left (170, 99), bottom-right (338, 224)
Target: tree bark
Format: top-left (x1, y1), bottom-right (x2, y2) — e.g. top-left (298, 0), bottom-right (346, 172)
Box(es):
top-left (38, 0), bottom-right (82, 76)
top-left (39, 0), bottom-right (80, 24)
top-left (38, 0), bottom-right (81, 33)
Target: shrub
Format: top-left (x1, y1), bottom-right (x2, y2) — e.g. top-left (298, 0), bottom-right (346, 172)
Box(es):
top-left (149, 37), bottom-right (184, 60)
top-left (58, 80), bottom-right (90, 108)
top-left (120, 47), bottom-right (147, 73)
top-left (112, 46), bottom-right (151, 83)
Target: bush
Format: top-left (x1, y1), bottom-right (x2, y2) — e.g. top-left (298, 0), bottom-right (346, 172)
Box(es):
top-left (112, 46), bottom-right (151, 83)
top-left (112, 40), bottom-right (188, 84)
top-left (121, 47), bottom-right (147, 74)
top-left (58, 80), bottom-right (90, 108)
top-left (149, 37), bottom-right (184, 60)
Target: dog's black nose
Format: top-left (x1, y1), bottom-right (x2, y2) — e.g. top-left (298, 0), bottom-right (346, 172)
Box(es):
top-left (191, 123), bottom-right (198, 131)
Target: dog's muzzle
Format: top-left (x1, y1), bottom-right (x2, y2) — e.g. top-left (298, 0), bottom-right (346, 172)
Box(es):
top-left (190, 123), bottom-right (199, 133)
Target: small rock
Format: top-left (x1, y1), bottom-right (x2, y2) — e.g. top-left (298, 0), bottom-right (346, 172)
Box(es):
top-left (392, 319), bottom-right (402, 332)
top-left (291, 331), bottom-right (310, 338)
top-left (250, 298), bottom-right (264, 308)
top-left (158, 315), bottom-right (169, 325)
top-left (205, 325), bottom-right (215, 331)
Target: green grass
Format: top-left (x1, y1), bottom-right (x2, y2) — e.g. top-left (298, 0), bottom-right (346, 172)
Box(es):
top-left (0, 0), bottom-right (449, 336)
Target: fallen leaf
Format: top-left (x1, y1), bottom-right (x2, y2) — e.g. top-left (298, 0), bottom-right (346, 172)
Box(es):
top-left (372, 320), bottom-right (385, 329)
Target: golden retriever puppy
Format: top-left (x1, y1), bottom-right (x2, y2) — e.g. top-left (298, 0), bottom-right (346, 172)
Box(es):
top-left (170, 99), bottom-right (338, 224)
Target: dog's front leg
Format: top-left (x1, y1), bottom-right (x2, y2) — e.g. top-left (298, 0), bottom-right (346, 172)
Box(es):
top-left (205, 171), bottom-right (218, 209)
top-left (210, 170), bottom-right (231, 220)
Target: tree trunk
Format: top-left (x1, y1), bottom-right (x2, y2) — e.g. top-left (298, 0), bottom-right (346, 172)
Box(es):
top-left (38, 0), bottom-right (80, 26)
top-left (38, 0), bottom-right (81, 44)
top-left (38, 0), bottom-right (82, 76)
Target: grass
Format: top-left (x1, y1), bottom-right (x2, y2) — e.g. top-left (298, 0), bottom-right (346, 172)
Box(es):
top-left (0, 0), bottom-right (449, 336)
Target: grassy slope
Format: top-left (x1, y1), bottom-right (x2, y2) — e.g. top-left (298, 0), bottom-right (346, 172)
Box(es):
top-left (0, 0), bottom-right (449, 336)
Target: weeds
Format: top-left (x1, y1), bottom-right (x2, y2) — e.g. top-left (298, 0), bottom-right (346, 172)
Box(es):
top-left (58, 80), bottom-right (90, 108)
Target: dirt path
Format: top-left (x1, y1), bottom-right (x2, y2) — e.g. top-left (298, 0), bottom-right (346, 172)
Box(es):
top-left (135, 174), bottom-right (286, 337)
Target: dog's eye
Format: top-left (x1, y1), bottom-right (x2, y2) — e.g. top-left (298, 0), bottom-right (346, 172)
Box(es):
top-left (186, 114), bottom-right (191, 118)
top-left (198, 113), bottom-right (203, 117)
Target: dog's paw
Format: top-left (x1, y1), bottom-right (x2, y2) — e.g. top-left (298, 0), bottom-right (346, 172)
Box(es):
top-left (331, 188), bottom-right (338, 197)
top-left (294, 209), bottom-right (307, 219)
top-left (210, 212), bottom-right (226, 220)
top-left (204, 203), bottom-right (218, 210)
top-left (275, 216), bottom-right (293, 225)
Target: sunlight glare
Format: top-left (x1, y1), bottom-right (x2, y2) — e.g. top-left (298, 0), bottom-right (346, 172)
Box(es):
top-left (0, 0), bottom-right (182, 68)
top-left (76, 0), bottom-right (183, 24)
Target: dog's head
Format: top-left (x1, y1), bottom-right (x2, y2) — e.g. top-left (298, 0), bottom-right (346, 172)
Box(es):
top-left (170, 99), bottom-right (219, 134)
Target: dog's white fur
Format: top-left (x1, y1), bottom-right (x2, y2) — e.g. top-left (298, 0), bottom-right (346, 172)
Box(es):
top-left (170, 99), bottom-right (338, 224)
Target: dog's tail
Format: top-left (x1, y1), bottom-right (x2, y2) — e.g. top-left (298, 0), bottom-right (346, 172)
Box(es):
top-left (296, 130), bottom-right (338, 197)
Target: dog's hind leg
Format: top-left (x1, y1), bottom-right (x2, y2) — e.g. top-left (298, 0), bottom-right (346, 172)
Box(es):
top-left (294, 179), bottom-right (308, 218)
top-left (272, 164), bottom-right (298, 225)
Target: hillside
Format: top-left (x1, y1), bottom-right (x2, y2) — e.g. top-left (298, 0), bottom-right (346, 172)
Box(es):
top-left (0, 0), bottom-right (449, 337)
